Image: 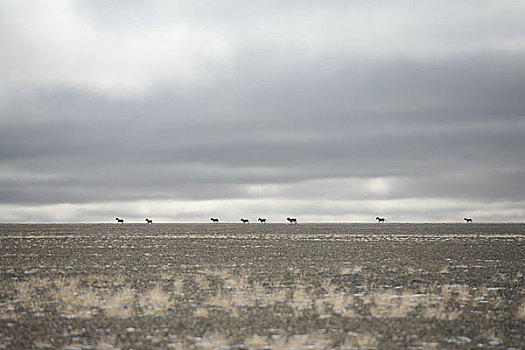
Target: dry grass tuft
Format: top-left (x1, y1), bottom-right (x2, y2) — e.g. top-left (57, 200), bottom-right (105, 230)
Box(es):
top-left (441, 284), bottom-right (470, 301)
top-left (365, 291), bottom-right (415, 318)
top-left (257, 288), bottom-right (287, 305)
top-left (13, 278), bottom-right (48, 309)
top-left (33, 341), bottom-right (54, 349)
top-left (50, 278), bottom-right (99, 318)
top-left (316, 290), bottom-right (356, 318)
top-left (340, 266), bottom-right (362, 275)
top-left (484, 328), bottom-right (504, 342)
top-left (104, 287), bottom-right (134, 318)
top-left (194, 307), bottom-right (209, 318)
top-left (321, 278), bottom-right (333, 290)
top-left (266, 333), bottom-right (332, 349)
top-left (139, 286), bottom-right (171, 314)
top-left (160, 272), bottom-right (172, 280)
top-left (268, 335), bottom-right (307, 349)
top-left (421, 306), bottom-right (462, 320)
top-left (208, 292), bottom-right (235, 309)
top-left (195, 333), bottom-right (229, 349)
top-left (1, 268), bottom-right (515, 349)
top-left (362, 290), bottom-right (463, 320)
top-left (342, 333), bottom-right (379, 349)
top-left (61, 343), bottom-right (91, 350)
top-left (195, 274), bottom-right (211, 289)
top-left (244, 334), bottom-right (267, 349)
top-left (223, 275), bottom-right (248, 290)
top-left (173, 278), bottom-right (185, 294)
top-left (291, 289), bottom-right (311, 309)
top-left (95, 336), bottom-right (120, 349)
top-left (412, 341), bottom-right (440, 350)
top-left (206, 282), bottom-right (288, 310)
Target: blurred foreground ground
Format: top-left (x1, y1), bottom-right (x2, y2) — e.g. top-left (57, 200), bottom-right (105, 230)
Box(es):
top-left (1, 223), bottom-right (524, 349)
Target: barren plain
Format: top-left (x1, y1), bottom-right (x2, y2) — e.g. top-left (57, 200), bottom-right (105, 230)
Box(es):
top-left (1, 223), bottom-right (524, 349)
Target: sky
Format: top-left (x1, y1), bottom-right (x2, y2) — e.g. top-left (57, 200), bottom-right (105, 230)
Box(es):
top-left (1, 0), bottom-right (525, 223)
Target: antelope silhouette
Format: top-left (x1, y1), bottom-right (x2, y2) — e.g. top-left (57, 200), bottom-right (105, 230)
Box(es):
top-left (287, 217), bottom-right (297, 224)
top-left (145, 218), bottom-right (153, 224)
top-left (376, 217), bottom-right (386, 223)
top-left (464, 218), bottom-right (473, 223)
top-left (258, 218), bottom-right (267, 223)
top-left (210, 218), bottom-right (219, 223)
top-left (115, 218), bottom-right (124, 223)
top-left (240, 218), bottom-right (249, 223)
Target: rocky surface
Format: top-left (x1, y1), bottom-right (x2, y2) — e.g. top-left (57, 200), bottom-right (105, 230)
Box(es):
top-left (1, 223), bottom-right (524, 349)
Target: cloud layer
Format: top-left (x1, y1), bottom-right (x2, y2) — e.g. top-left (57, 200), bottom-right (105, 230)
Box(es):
top-left (1, 1), bottom-right (525, 222)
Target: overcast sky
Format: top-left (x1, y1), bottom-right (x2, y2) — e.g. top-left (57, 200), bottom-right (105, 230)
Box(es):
top-left (1, 0), bottom-right (525, 223)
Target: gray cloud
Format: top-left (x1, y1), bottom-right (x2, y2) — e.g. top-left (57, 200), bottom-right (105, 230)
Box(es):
top-left (1, 1), bottom-right (525, 222)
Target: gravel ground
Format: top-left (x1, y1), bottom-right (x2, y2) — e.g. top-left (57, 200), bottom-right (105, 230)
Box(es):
top-left (1, 223), bottom-right (524, 349)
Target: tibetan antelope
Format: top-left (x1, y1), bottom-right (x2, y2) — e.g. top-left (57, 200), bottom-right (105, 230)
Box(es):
top-left (258, 218), bottom-right (267, 223)
top-left (464, 218), bottom-right (473, 223)
top-left (240, 218), bottom-right (249, 223)
top-left (115, 218), bottom-right (124, 223)
top-left (210, 218), bottom-right (219, 223)
top-left (376, 217), bottom-right (386, 223)
top-left (287, 217), bottom-right (297, 224)
top-left (145, 218), bottom-right (153, 224)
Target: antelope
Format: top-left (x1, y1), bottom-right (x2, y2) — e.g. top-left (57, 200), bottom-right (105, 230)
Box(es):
top-left (210, 218), bottom-right (219, 223)
top-left (287, 217), bottom-right (297, 224)
top-left (464, 218), bottom-right (473, 223)
top-left (240, 218), bottom-right (249, 223)
top-left (115, 218), bottom-right (124, 223)
top-left (258, 218), bottom-right (267, 223)
top-left (145, 218), bottom-right (153, 224)
top-left (376, 217), bottom-right (386, 223)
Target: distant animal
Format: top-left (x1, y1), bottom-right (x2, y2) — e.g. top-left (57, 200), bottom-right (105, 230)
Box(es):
top-left (258, 218), bottom-right (267, 223)
top-left (376, 217), bottom-right (386, 223)
top-left (287, 217), bottom-right (297, 224)
top-left (240, 218), bottom-right (249, 223)
top-left (145, 218), bottom-right (153, 224)
top-left (464, 218), bottom-right (473, 223)
top-left (210, 218), bottom-right (219, 223)
top-left (115, 218), bottom-right (124, 223)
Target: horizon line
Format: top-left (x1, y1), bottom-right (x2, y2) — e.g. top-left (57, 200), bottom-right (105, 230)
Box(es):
top-left (1, 221), bottom-right (524, 224)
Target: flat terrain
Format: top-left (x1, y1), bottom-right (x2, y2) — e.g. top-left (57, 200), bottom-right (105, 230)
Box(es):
top-left (1, 223), bottom-right (524, 349)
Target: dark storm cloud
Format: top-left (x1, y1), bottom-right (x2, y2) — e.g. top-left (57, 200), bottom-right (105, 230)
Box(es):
top-left (1, 1), bottom-right (525, 221)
